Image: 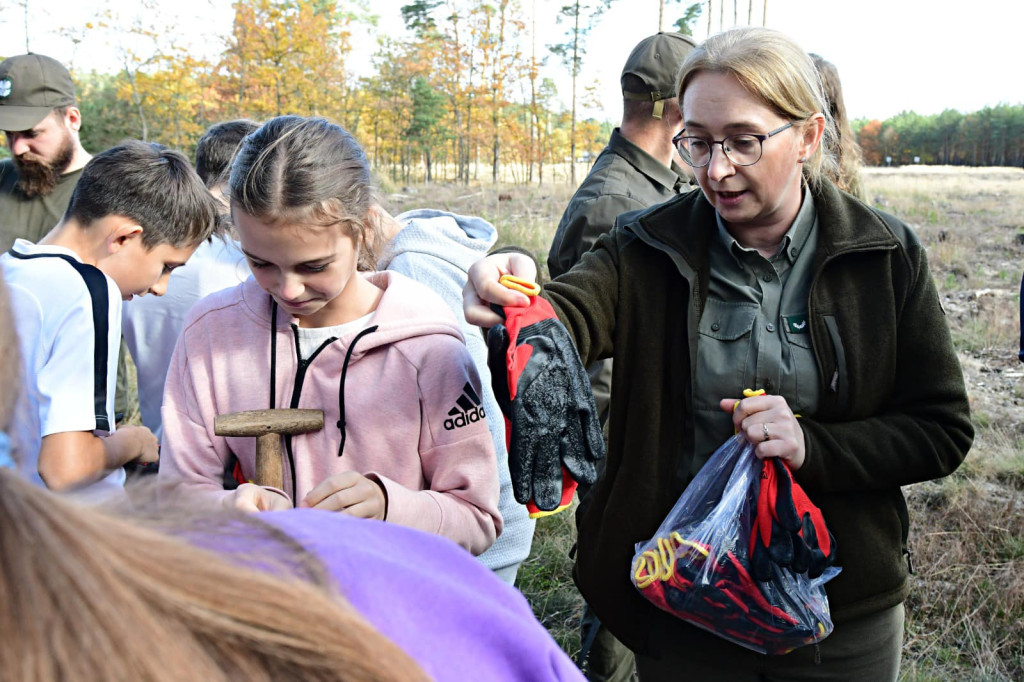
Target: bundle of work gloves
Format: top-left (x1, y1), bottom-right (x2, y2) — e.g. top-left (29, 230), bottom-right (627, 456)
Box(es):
top-left (631, 435), bottom-right (838, 655)
top-left (486, 283), bottom-right (604, 518)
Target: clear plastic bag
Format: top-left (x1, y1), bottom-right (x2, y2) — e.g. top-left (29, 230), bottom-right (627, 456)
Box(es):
top-left (630, 433), bottom-right (839, 655)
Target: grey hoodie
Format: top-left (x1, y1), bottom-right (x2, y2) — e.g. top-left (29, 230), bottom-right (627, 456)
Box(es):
top-left (382, 209), bottom-right (535, 582)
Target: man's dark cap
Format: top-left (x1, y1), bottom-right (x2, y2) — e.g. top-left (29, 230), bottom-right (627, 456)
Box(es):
top-left (621, 32), bottom-right (696, 118)
top-left (0, 54), bottom-right (77, 132)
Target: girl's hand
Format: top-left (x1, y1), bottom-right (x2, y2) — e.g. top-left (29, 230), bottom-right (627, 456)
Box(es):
top-left (719, 394), bottom-right (806, 470)
top-left (230, 482), bottom-right (292, 512)
top-left (464, 253), bottom-right (538, 328)
top-left (301, 471), bottom-right (387, 520)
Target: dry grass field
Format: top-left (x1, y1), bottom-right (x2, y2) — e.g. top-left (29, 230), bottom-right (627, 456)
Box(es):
top-left (386, 165), bottom-right (1024, 680)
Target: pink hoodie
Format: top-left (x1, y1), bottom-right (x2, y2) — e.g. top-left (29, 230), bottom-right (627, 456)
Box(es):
top-left (159, 271), bottom-right (502, 554)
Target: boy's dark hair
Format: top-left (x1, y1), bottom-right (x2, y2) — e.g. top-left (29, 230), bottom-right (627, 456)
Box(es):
top-left (64, 140), bottom-right (222, 249)
top-left (194, 119), bottom-right (260, 188)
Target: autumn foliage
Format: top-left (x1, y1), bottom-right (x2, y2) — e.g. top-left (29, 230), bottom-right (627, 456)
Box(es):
top-left (59, 0), bottom-right (1023, 183)
top-left (66, 0), bottom-right (611, 185)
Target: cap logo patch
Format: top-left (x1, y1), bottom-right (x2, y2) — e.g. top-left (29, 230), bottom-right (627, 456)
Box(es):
top-left (0, 78), bottom-right (12, 99)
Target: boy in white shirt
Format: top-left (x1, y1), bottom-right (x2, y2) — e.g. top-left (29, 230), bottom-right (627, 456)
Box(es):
top-left (122, 120), bottom-right (256, 440)
top-left (1, 140), bottom-right (221, 491)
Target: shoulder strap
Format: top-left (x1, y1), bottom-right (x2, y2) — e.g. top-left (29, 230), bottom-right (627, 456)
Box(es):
top-left (6, 249), bottom-right (112, 430)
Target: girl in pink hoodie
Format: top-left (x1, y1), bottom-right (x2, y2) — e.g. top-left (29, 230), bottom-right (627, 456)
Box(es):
top-left (159, 116), bottom-right (501, 555)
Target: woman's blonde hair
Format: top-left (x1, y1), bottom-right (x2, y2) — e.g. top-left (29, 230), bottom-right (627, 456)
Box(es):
top-left (676, 27), bottom-right (839, 189)
top-left (228, 116), bottom-right (385, 270)
top-left (0, 274), bottom-right (428, 682)
top-left (811, 53), bottom-right (866, 200)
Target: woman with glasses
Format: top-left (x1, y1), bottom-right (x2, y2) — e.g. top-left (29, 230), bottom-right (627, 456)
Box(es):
top-left (464, 27), bottom-right (972, 681)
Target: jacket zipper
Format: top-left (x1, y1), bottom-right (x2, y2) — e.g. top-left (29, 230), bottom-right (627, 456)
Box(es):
top-left (807, 244), bottom-right (897, 409)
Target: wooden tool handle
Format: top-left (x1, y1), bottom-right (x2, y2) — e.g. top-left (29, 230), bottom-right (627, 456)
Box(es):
top-left (215, 408), bottom-right (324, 437)
top-left (254, 432), bottom-right (284, 490)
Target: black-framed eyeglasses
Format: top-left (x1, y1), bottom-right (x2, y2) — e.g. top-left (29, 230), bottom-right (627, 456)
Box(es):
top-left (673, 122), bottom-right (795, 168)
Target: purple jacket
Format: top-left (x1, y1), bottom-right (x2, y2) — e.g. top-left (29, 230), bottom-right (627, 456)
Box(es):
top-left (260, 510), bottom-right (583, 681)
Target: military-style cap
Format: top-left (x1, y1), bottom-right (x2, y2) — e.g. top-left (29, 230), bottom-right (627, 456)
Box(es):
top-left (0, 53), bottom-right (77, 132)
top-left (621, 32), bottom-right (696, 120)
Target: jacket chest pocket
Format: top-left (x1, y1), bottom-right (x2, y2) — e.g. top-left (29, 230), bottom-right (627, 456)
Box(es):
top-left (780, 311), bottom-right (821, 414)
top-left (696, 299), bottom-right (758, 409)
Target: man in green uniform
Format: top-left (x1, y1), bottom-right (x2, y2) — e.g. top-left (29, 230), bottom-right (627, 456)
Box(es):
top-left (548, 32), bottom-right (696, 280)
top-left (548, 31), bottom-right (696, 430)
top-left (0, 53), bottom-right (92, 251)
top-left (0, 54), bottom-right (140, 423)
top-left (546, 32), bottom-right (696, 682)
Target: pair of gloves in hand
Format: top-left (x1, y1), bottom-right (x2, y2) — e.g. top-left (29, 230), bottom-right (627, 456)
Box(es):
top-left (487, 291), bottom-right (604, 518)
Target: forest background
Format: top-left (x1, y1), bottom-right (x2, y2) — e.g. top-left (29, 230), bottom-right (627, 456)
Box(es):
top-left (1, 1), bottom-right (1023, 678)
top-left (2, 0), bottom-right (1023, 186)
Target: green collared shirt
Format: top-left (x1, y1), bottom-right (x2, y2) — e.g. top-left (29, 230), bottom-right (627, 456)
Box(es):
top-left (692, 186), bottom-right (821, 469)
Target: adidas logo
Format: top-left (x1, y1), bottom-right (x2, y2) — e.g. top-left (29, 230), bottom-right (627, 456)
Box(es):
top-left (444, 382), bottom-right (486, 430)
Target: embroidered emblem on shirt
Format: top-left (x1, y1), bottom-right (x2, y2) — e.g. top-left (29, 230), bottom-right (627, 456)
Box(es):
top-left (0, 78), bottom-right (12, 99)
top-left (784, 314), bottom-right (809, 334)
top-left (444, 382), bottom-right (485, 430)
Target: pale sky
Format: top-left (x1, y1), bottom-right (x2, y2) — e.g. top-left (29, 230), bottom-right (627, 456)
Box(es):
top-left (3, 0), bottom-right (1022, 123)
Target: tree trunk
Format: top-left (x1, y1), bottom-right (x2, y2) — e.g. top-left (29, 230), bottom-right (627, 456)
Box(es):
top-left (528, 0), bottom-right (538, 183)
top-left (570, 0), bottom-right (580, 186)
top-left (274, 73), bottom-right (282, 117)
top-left (124, 67), bottom-right (148, 141)
top-left (23, 0), bottom-right (30, 52)
top-left (492, 137), bottom-right (500, 183)
top-left (373, 118), bottom-right (380, 169)
top-left (492, 1), bottom-right (508, 184)
top-left (539, 121), bottom-right (545, 186)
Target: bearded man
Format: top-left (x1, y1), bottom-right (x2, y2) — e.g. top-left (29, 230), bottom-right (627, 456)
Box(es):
top-left (0, 54), bottom-right (92, 250)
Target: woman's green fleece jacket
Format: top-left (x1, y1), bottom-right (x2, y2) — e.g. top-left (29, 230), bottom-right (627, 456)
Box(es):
top-left (541, 180), bottom-right (973, 655)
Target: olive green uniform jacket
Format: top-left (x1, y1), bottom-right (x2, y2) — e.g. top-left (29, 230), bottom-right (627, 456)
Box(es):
top-left (547, 128), bottom-right (689, 279)
top-left (542, 180), bottom-right (973, 655)
top-left (547, 128), bottom-right (690, 422)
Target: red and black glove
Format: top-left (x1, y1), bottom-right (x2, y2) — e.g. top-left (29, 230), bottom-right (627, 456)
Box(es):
top-left (487, 294), bottom-right (604, 517)
top-left (750, 458), bottom-right (836, 581)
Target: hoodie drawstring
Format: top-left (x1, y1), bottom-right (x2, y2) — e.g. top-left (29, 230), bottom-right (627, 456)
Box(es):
top-left (269, 299), bottom-right (278, 409)
top-left (266, 296), bottom-right (379, 500)
top-left (337, 325), bottom-right (379, 458)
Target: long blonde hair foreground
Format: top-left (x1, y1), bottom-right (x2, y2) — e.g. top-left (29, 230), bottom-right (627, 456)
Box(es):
top-left (0, 269), bottom-right (427, 682)
top-left (676, 27), bottom-right (839, 190)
